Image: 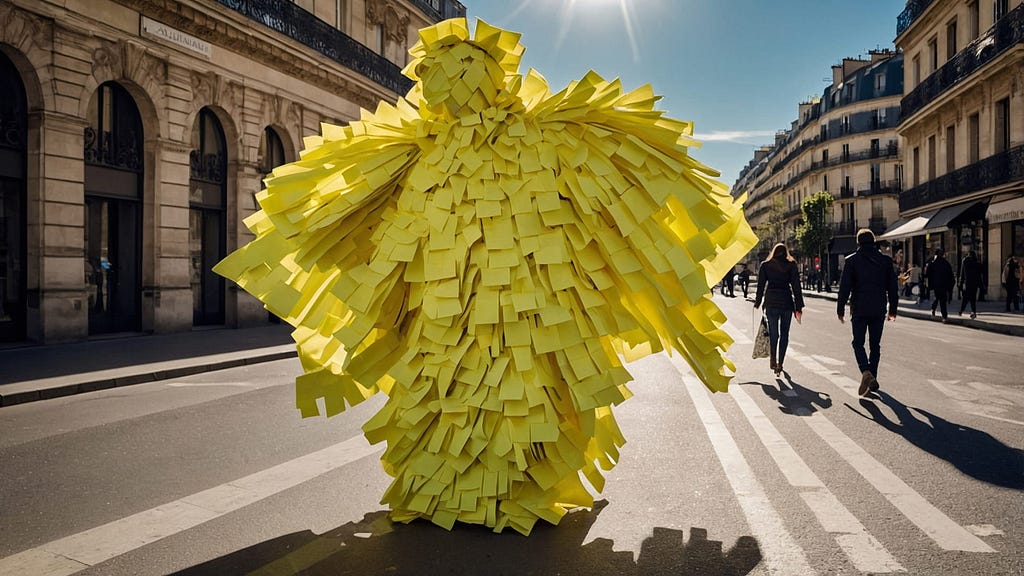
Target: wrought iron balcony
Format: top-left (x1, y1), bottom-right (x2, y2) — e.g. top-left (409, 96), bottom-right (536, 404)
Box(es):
top-left (833, 220), bottom-right (857, 236)
top-left (868, 217), bottom-right (888, 234)
top-left (857, 180), bottom-right (901, 197)
top-left (214, 0), bottom-right (416, 95)
top-left (902, 4), bottom-right (1024, 121)
top-left (897, 0), bottom-right (936, 37)
top-left (840, 186), bottom-right (854, 199)
top-left (900, 144), bottom-right (1024, 211)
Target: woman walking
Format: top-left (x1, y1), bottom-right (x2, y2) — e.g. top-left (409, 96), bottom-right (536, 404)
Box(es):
top-left (754, 243), bottom-right (805, 375)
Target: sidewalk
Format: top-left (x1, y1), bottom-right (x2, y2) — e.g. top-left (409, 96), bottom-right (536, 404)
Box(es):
top-left (799, 288), bottom-right (1024, 337)
top-left (0, 323), bottom-right (296, 407)
top-left (3, 291), bottom-right (1021, 409)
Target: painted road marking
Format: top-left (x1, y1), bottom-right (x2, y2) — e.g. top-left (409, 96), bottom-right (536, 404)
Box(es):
top-left (802, 410), bottom-right (995, 553)
top-left (728, 383), bottom-right (904, 573)
top-left (674, 360), bottom-right (816, 576)
top-left (0, 435), bottom-right (383, 576)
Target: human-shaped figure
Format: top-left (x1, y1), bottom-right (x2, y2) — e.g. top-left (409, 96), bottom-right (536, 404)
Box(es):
top-left (215, 19), bottom-right (755, 535)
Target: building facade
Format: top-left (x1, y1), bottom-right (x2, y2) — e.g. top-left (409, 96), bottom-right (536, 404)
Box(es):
top-left (735, 50), bottom-right (905, 281)
top-left (885, 0), bottom-right (1024, 300)
top-left (0, 0), bottom-right (463, 344)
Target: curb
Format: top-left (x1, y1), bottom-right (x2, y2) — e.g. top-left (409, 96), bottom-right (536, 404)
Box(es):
top-left (0, 350), bottom-right (296, 408)
top-left (802, 292), bottom-right (1024, 337)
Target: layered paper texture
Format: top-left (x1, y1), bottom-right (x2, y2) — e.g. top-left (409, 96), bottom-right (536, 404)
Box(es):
top-left (215, 18), bottom-right (757, 535)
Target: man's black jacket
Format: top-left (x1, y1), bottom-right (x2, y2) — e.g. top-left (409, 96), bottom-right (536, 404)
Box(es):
top-left (837, 244), bottom-right (899, 318)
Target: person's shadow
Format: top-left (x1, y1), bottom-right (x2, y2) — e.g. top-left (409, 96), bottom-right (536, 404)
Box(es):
top-left (849, 391), bottom-right (1024, 489)
top-left (741, 374), bottom-right (832, 416)
top-left (171, 501), bottom-right (762, 576)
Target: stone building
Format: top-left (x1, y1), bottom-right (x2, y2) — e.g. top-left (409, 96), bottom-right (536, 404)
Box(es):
top-left (0, 0), bottom-right (463, 344)
top-left (734, 50), bottom-right (904, 281)
top-left (885, 0), bottom-right (1024, 300)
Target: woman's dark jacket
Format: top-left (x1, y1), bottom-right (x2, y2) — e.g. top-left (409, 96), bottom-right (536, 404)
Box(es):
top-left (836, 244), bottom-right (899, 318)
top-left (754, 258), bottom-right (804, 312)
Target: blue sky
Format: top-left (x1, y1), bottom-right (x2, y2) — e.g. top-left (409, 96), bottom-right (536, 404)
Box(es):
top-left (461, 0), bottom-right (907, 189)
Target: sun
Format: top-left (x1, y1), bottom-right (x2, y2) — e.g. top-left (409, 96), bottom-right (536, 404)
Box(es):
top-left (560, 0), bottom-right (639, 61)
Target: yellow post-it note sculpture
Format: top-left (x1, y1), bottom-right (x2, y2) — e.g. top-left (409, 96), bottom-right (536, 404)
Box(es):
top-left (215, 18), bottom-right (756, 535)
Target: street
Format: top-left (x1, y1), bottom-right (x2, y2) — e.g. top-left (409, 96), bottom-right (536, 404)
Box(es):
top-left (1, 294), bottom-right (1022, 576)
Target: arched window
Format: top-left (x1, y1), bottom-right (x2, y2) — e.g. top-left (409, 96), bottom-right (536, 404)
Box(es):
top-left (189, 108), bottom-right (227, 326)
top-left (257, 126), bottom-right (286, 189)
top-left (0, 52), bottom-right (27, 342)
top-left (84, 82), bottom-right (144, 335)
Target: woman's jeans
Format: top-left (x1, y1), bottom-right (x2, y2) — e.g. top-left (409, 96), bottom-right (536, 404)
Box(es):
top-left (764, 308), bottom-right (792, 365)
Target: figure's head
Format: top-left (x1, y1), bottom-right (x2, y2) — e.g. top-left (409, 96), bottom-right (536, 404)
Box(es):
top-left (856, 228), bottom-right (875, 246)
top-left (770, 243), bottom-right (791, 261)
top-left (403, 19), bottom-right (526, 116)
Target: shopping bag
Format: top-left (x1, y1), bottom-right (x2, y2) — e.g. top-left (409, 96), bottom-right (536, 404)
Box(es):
top-left (752, 313), bottom-right (770, 359)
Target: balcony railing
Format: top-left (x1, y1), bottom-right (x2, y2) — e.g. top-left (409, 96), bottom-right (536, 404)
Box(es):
top-left (900, 144), bottom-right (1024, 211)
top-left (215, 0), bottom-right (415, 94)
top-left (868, 218), bottom-right (888, 234)
top-left (857, 180), bottom-right (901, 197)
top-left (897, 0), bottom-right (936, 37)
top-left (902, 4), bottom-right (1024, 121)
top-left (833, 220), bottom-right (857, 236)
top-left (808, 144), bottom-right (899, 173)
top-left (840, 186), bottom-right (854, 199)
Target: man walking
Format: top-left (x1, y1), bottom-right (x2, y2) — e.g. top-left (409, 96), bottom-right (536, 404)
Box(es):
top-left (837, 229), bottom-right (899, 397)
top-left (958, 250), bottom-right (984, 319)
top-left (926, 248), bottom-right (954, 322)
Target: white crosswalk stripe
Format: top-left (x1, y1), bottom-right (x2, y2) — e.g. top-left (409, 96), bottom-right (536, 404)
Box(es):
top-left (0, 435), bottom-right (383, 576)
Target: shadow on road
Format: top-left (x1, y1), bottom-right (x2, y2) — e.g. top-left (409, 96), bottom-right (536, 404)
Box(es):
top-left (172, 501), bottom-right (762, 576)
top-left (740, 376), bottom-right (832, 416)
top-left (848, 391), bottom-right (1024, 490)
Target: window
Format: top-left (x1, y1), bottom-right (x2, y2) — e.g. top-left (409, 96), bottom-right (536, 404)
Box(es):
top-left (946, 125), bottom-right (956, 173)
top-left (928, 37), bottom-right (938, 73)
top-left (843, 202), bottom-right (854, 224)
top-left (928, 135), bottom-right (937, 180)
top-left (912, 55), bottom-right (921, 86)
top-left (912, 146), bottom-right (920, 186)
top-left (842, 143), bottom-right (850, 160)
top-left (872, 198), bottom-right (884, 219)
top-left (335, 0), bottom-right (346, 31)
top-left (820, 124), bottom-right (828, 140)
top-left (994, 0), bottom-right (1008, 20)
top-left (875, 73), bottom-right (886, 94)
top-left (968, 112), bottom-right (980, 162)
top-left (969, 2), bottom-right (980, 40)
top-left (823, 174), bottom-right (829, 191)
top-left (871, 138), bottom-right (880, 157)
top-left (870, 164), bottom-right (881, 188)
top-left (879, 107), bottom-right (887, 128)
top-left (841, 115), bottom-right (850, 134)
top-left (822, 149), bottom-right (829, 164)
top-left (995, 97), bottom-right (1010, 153)
top-left (374, 24), bottom-right (384, 54)
top-left (946, 19), bottom-right (957, 60)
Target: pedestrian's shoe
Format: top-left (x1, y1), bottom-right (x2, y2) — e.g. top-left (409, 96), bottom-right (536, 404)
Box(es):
top-left (859, 370), bottom-right (877, 397)
top-left (775, 363), bottom-right (784, 376)
top-left (942, 317), bottom-right (949, 323)
top-left (970, 312), bottom-right (977, 319)
top-left (870, 378), bottom-right (880, 392)
top-left (931, 308), bottom-right (936, 316)
top-left (770, 358), bottom-right (777, 372)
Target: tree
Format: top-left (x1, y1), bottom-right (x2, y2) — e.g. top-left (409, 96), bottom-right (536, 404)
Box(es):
top-left (753, 197), bottom-right (787, 259)
top-left (796, 191), bottom-right (834, 284)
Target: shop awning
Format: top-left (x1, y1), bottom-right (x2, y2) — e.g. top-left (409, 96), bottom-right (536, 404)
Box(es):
top-left (986, 195), bottom-right (1024, 224)
top-left (876, 209), bottom-right (938, 240)
top-left (920, 200), bottom-right (987, 234)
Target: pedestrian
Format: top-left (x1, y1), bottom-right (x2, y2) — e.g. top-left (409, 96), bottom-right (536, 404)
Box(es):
top-left (753, 243), bottom-right (804, 376)
top-left (738, 264), bottom-right (752, 299)
top-left (926, 248), bottom-right (954, 322)
top-left (836, 229), bottom-right (899, 397)
top-left (721, 269), bottom-right (736, 297)
top-left (1002, 256), bottom-right (1022, 312)
top-left (958, 250), bottom-right (984, 318)
top-left (907, 262), bottom-right (921, 298)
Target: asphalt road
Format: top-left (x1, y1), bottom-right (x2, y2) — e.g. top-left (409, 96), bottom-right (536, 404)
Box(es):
top-left (0, 294), bottom-right (1021, 576)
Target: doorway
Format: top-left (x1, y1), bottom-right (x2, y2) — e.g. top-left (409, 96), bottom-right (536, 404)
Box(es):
top-left (189, 108), bottom-right (227, 326)
top-left (0, 52), bottom-right (27, 342)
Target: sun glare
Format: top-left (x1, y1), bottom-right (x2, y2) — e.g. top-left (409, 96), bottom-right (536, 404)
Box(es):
top-left (553, 0), bottom-right (642, 63)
